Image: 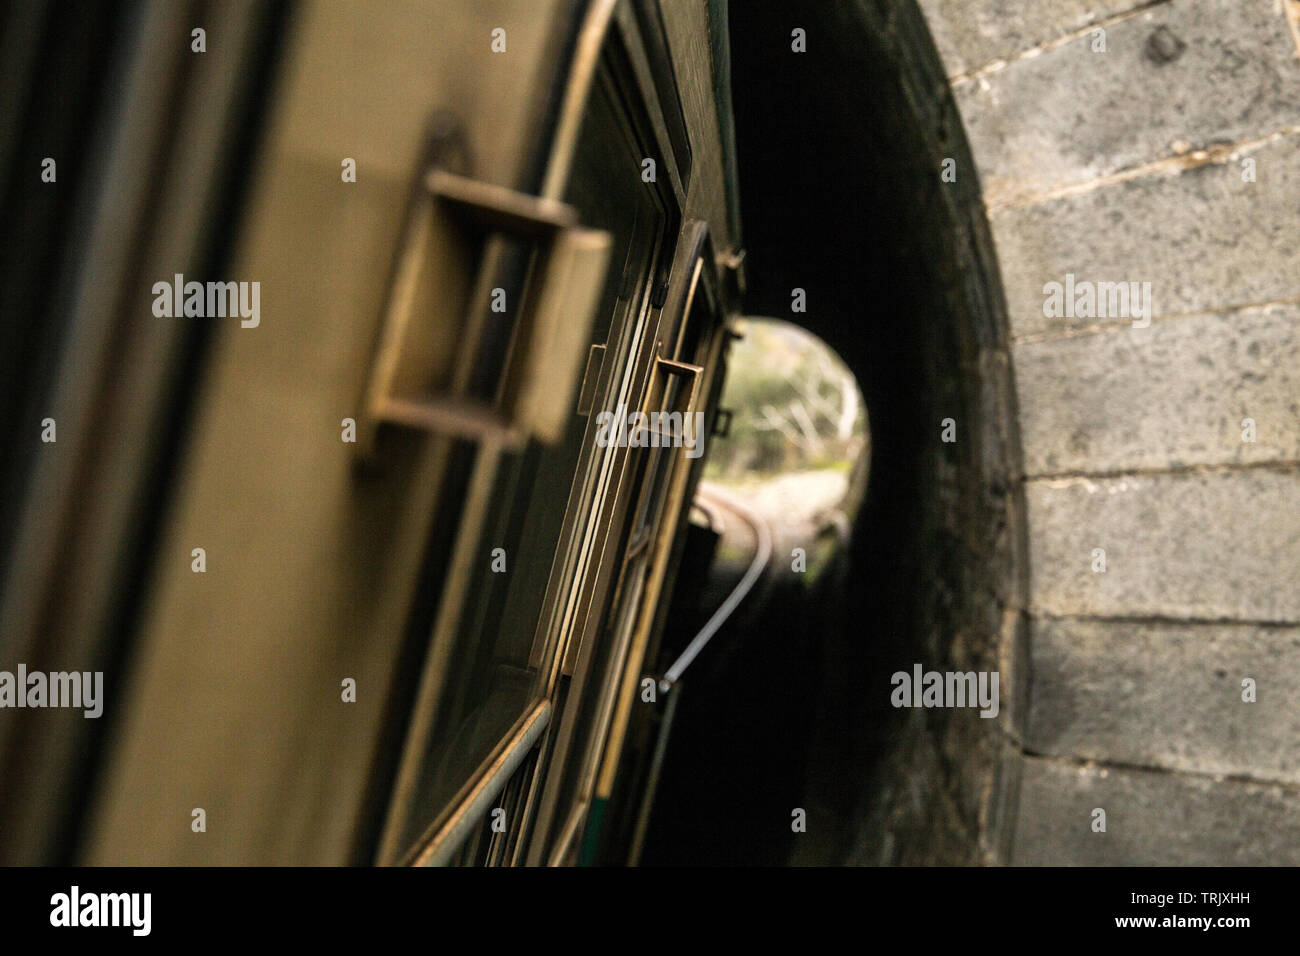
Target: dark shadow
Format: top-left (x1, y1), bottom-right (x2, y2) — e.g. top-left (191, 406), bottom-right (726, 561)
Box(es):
top-left (640, 0), bottom-right (1029, 865)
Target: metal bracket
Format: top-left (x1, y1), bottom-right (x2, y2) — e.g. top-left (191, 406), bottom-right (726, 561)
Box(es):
top-left (639, 345), bottom-right (703, 442)
top-left (358, 164), bottom-right (611, 459)
top-left (712, 408), bottom-right (733, 438)
top-left (721, 247), bottom-right (746, 301)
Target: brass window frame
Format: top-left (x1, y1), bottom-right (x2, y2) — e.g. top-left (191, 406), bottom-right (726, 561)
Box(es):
top-left (516, 25), bottom-right (697, 865)
top-left (533, 222), bottom-right (723, 866)
top-left (378, 0), bottom-right (697, 868)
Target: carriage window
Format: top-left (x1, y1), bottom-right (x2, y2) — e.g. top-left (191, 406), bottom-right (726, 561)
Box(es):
top-left (387, 57), bottom-right (670, 859)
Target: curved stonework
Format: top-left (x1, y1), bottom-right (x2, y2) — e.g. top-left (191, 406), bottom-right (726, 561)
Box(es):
top-left (730, 0), bottom-right (1031, 866)
top-left (919, 0), bottom-right (1300, 864)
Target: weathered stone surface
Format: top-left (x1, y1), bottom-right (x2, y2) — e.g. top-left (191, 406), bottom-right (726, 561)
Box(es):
top-left (918, 0), bottom-right (1145, 78)
top-left (1014, 756), bottom-right (1300, 864)
top-left (920, 0), bottom-right (1300, 867)
top-left (1015, 304), bottom-right (1300, 474)
top-left (994, 132), bottom-right (1300, 338)
top-left (1028, 617), bottom-right (1300, 783)
top-left (1026, 467), bottom-right (1300, 621)
top-left (952, 0), bottom-right (1300, 205)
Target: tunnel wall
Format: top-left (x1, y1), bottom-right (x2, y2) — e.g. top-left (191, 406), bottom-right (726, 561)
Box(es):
top-left (919, 0), bottom-right (1300, 863)
top-left (730, 0), bottom-right (1031, 863)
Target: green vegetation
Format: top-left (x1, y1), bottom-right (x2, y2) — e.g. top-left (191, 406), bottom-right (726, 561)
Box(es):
top-left (705, 318), bottom-right (867, 483)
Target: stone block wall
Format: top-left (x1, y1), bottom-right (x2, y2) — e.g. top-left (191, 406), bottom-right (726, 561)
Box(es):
top-left (918, 0), bottom-right (1300, 864)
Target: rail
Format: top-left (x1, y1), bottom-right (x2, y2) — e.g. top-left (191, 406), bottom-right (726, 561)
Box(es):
top-left (659, 481), bottom-right (772, 690)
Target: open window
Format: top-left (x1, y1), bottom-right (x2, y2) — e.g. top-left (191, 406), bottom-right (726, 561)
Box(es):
top-left (376, 2), bottom-right (714, 868)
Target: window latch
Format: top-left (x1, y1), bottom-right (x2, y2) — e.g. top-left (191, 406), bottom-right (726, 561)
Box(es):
top-left (357, 162), bottom-right (611, 459)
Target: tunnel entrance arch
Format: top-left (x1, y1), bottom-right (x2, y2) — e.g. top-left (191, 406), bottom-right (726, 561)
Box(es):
top-left (727, 1), bottom-right (1030, 864)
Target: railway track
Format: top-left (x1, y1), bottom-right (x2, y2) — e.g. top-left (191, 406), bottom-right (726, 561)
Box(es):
top-left (659, 481), bottom-right (773, 691)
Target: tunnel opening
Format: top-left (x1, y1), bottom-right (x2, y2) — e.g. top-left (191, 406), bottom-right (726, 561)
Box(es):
top-left (702, 316), bottom-right (868, 570)
top-left (627, 0), bottom-right (1032, 865)
top-left (629, 317), bottom-right (870, 865)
